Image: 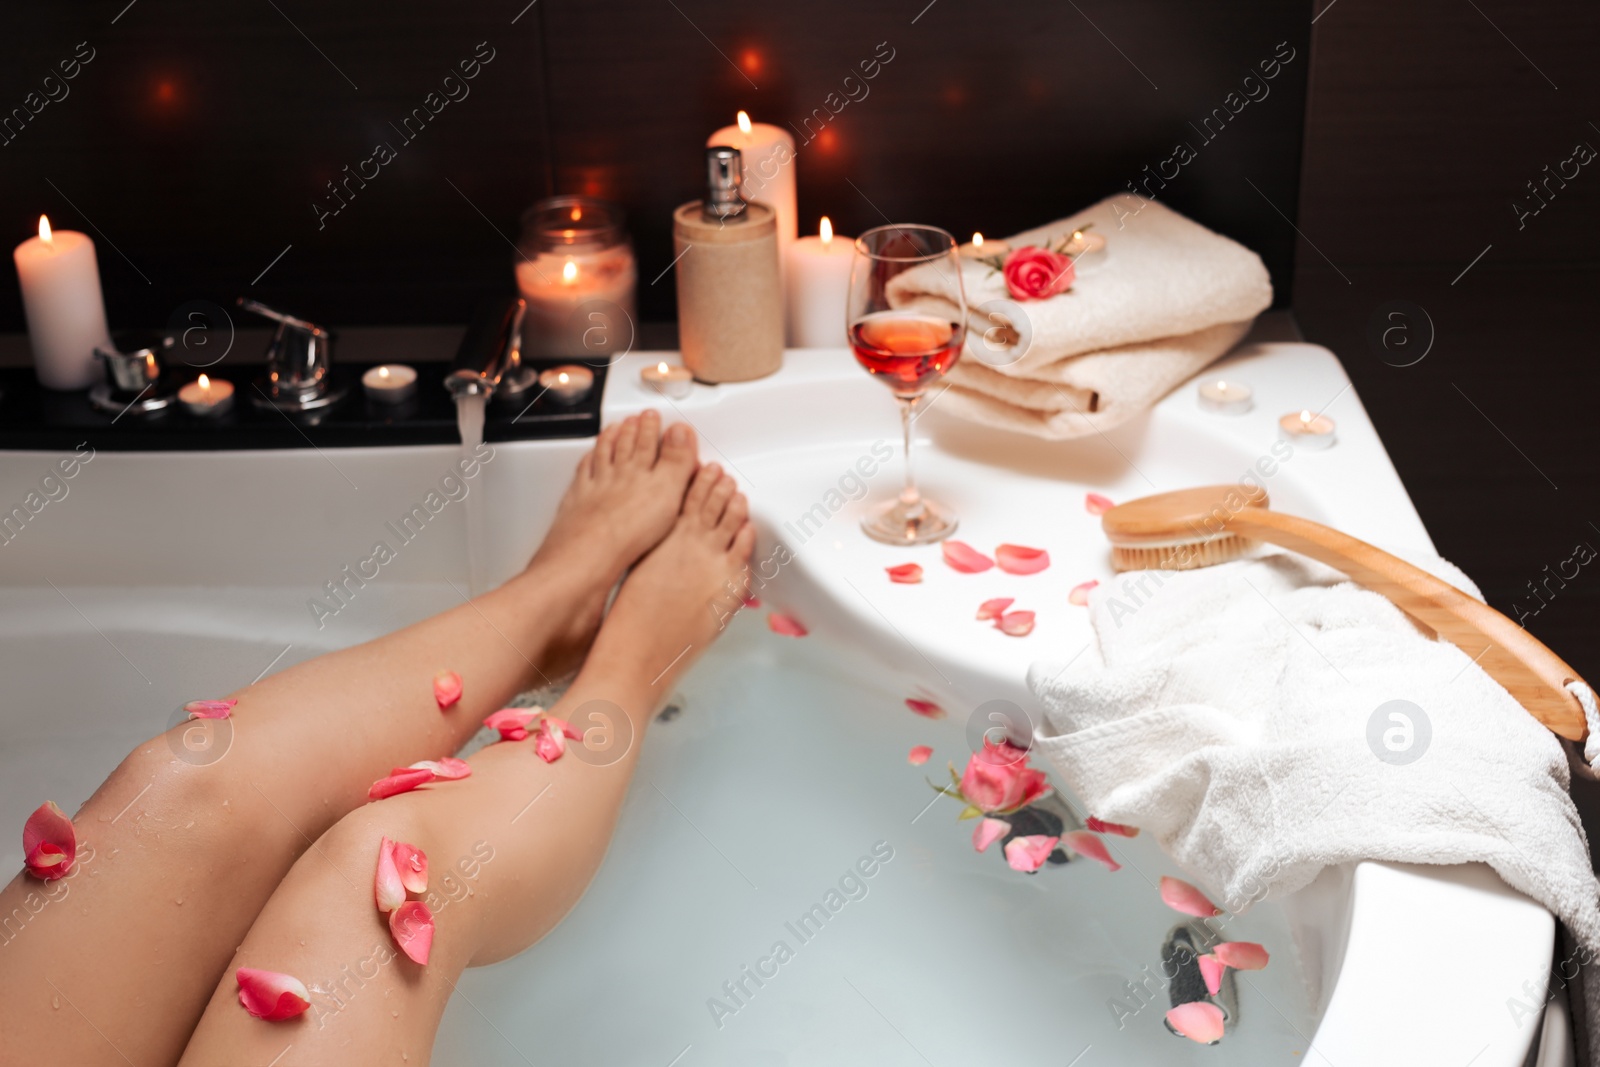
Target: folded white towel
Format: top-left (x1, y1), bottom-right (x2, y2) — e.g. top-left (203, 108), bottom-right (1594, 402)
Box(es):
top-left (1028, 550), bottom-right (1600, 1057)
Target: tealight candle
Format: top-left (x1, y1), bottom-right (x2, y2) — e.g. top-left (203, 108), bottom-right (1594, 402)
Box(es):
top-left (362, 363), bottom-right (417, 403)
top-left (641, 361), bottom-right (693, 399)
top-left (1061, 228), bottom-right (1107, 257)
top-left (784, 216), bottom-right (853, 347)
top-left (960, 232), bottom-right (1009, 258)
top-left (13, 215), bottom-right (114, 390)
top-left (178, 373), bottom-right (234, 417)
top-left (1279, 409), bottom-right (1337, 450)
top-left (1197, 377), bottom-right (1253, 415)
top-left (539, 364), bottom-right (594, 403)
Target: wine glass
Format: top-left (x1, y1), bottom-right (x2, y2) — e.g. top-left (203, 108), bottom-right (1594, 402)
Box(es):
top-left (847, 224), bottom-right (967, 545)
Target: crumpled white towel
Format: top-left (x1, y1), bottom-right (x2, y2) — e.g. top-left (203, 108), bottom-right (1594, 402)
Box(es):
top-left (1028, 550), bottom-right (1600, 1058)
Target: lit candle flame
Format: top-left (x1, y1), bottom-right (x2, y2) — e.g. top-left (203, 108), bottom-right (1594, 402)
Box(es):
top-left (972, 232), bottom-right (983, 248)
top-left (737, 110), bottom-right (752, 135)
top-left (562, 260), bottom-right (578, 284)
top-left (1300, 410), bottom-right (1313, 424)
top-left (819, 216), bottom-right (833, 246)
top-left (570, 205), bottom-right (582, 222)
top-left (38, 215), bottom-right (53, 244)
top-left (657, 361), bottom-right (669, 374)
top-left (198, 374), bottom-right (211, 395)
top-left (1216, 381), bottom-right (1227, 392)
top-left (558, 371), bottom-right (570, 385)
top-left (378, 366), bottom-right (390, 381)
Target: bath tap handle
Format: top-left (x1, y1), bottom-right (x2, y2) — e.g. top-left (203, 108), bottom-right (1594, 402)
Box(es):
top-left (238, 298), bottom-right (345, 414)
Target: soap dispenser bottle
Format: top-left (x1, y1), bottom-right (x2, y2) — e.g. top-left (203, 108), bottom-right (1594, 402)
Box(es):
top-left (672, 146), bottom-right (784, 383)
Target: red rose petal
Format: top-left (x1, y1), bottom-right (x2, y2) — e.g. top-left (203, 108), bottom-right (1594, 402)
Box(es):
top-left (886, 562), bottom-right (924, 584)
top-left (995, 610), bottom-right (1036, 636)
top-left (409, 757), bottom-right (472, 781)
top-left (184, 699), bottom-right (236, 720)
top-left (23, 801), bottom-right (76, 881)
top-left (1060, 830), bottom-right (1121, 872)
top-left (393, 842), bottom-right (428, 895)
top-left (972, 817), bottom-right (1010, 853)
top-left (389, 900), bottom-right (434, 965)
top-left (767, 612), bottom-right (808, 637)
top-left (374, 836), bottom-right (406, 912)
top-left (976, 597), bottom-right (1014, 621)
top-left (533, 717), bottom-right (567, 763)
top-left (483, 708), bottom-right (537, 742)
top-left (1085, 492), bottom-right (1115, 516)
top-left (941, 540), bottom-right (994, 573)
top-left (1068, 580), bottom-right (1099, 607)
top-left (1213, 941), bottom-right (1270, 971)
top-left (1160, 875), bottom-right (1223, 918)
top-left (1085, 816), bottom-right (1140, 838)
top-left (1166, 1001), bottom-right (1224, 1044)
top-left (995, 544), bottom-right (1051, 575)
top-left (743, 596), bottom-right (762, 608)
top-left (1199, 953), bottom-right (1225, 996)
top-left (905, 697), bottom-right (946, 719)
top-left (368, 768), bottom-right (434, 801)
top-left (1003, 834), bottom-right (1058, 872)
top-left (433, 670), bottom-right (463, 710)
top-left (907, 745), bottom-right (933, 766)
top-left (236, 967), bottom-right (312, 1021)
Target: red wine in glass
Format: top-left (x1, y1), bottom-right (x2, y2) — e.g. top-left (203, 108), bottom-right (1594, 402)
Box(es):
top-left (850, 311), bottom-right (963, 395)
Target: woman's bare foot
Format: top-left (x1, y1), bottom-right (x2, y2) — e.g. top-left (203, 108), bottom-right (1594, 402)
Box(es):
top-left (510, 410), bottom-right (699, 673)
top-left (581, 462), bottom-right (757, 706)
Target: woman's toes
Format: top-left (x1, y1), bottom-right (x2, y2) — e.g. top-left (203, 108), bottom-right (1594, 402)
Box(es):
top-left (719, 492), bottom-right (749, 541)
top-left (703, 471), bottom-right (737, 526)
top-left (629, 410), bottom-right (663, 468)
top-left (657, 421), bottom-right (698, 475)
top-left (612, 414), bottom-right (642, 466)
top-left (729, 521), bottom-right (757, 563)
top-left (683, 463), bottom-right (721, 515)
top-left (594, 422), bottom-right (620, 470)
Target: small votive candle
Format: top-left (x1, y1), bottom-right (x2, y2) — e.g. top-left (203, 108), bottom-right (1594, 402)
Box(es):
top-left (960, 232), bottom-right (1010, 258)
top-left (1061, 228), bottom-right (1107, 257)
top-left (178, 373), bottom-right (234, 417)
top-left (641, 360), bottom-right (693, 399)
top-left (362, 364), bottom-right (418, 404)
top-left (1279, 409), bottom-right (1337, 450)
top-left (539, 364), bottom-right (594, 403)
top-left (1197, 377), bottom-right (1253, 415)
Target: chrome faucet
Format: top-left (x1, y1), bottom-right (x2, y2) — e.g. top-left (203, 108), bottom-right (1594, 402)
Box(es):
top-left (239, 298), bottom-right (345, 414)
top-left (445, 297), bottom-right (535, 403)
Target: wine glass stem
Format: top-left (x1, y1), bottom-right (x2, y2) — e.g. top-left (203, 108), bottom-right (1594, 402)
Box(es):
top-left (897, 395), bottom-right (924, 517)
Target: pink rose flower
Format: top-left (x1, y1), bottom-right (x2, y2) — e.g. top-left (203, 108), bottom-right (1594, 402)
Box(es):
top-left (1002, 246), bottom-right (1075, 301)
top-left (959, 739), bottom-right (1050, 813)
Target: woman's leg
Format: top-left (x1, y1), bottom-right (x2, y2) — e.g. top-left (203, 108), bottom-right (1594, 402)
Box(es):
top-left (177, 463), bottom-right (754, 1066)
top-left (0, 412), bottom-right (697, 1067)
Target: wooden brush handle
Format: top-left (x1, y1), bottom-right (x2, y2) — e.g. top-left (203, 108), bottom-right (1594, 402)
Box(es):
top-left (1226, 508), bottom-right (1588, 740)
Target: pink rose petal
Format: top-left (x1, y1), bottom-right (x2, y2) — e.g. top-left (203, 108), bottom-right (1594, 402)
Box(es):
top-left (995, 610), bottom-right (1036, 636)
top-left (1160, 875), bottom-right (1223, 918)
top-left (743, 596), bottom-right (762, 608)
top-left (389, 900), bottom-right (434, 965)
top-left (533, 717), bottom-right (568, 763)
top-left (1213, 941), bottom-right (1270, 971)
top-left (1199, 953), bottom-right (1225, 996)
top-left (767, 612), bottom-right (808, 637)
top-left (995, 544), bottom-right (1051, 575)
top-left (1166, 1001), bottom-right (1225, 1044)
top-left (184, 699), bottom-right (236, 720)
top-left (22, 801), bottom-right (76, 881)
top-left (393, 842), bottom-right (428, 895)
top-left (374, 836), bottom-right (406, 913)
top-left (886, 563), bottom-right (924, 584)
top-left (1003, 834), bottom-right (1058, 872)
top-left (972, 817), bottom-right (1011, 853)
top-left (1085, 492), bottom-right (1115, 516)
top-left (409, 757), bottom-right (472, 781)
top-left (941, 540), bottom-right (995, 573)
top-left (905, 697), bottom-right (946, 719)
top-left (1060, 830), bottom-right (1121, 872)
top-left (484, 707), bottom-right (538, 742)
top-left (548, 715), bottom-right (583, 741)
top-left (1068, 580), bottom-right (1099, 607)
top-left (1085, 816), bottom-right (1140, 837)
top-left (236, 967), bottom-right (312, 1021)
top-left (368, 768), bottom-right (435, 801)
top-left (976, 597), bottom-right (1014, 621)
top-left (907, 745), bottom-right (933, 766)
top-left (433, 670), bottom-right (463, 710)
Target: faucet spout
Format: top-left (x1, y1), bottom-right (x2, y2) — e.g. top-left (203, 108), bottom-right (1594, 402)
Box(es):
top-left (447, 297), bottom-right (528, 401)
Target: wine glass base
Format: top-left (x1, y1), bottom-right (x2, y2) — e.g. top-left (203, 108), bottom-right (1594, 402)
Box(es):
top-left (860, 497), bottom-right (958, 546)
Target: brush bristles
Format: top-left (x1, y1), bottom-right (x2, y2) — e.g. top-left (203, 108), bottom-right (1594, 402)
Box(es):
top-left (1111, 535), bottom-right (1252, 573)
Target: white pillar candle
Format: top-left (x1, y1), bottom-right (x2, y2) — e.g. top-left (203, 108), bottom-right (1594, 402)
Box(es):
top-left (784, 217), bottom-right (853, 348)
top-left (13, 215), bottom-right (113, 390)
top-left (515, 246), bottom-right (637, 359)
top-left (707, 111), bottom-right (797, 261)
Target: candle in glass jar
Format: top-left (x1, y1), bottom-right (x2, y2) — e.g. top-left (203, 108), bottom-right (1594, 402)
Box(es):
top-left (707, 111), bottom-right (797, 259)
top-left (784, 217), bottom-right (853, 348)
top-left (515, 196), bottom-right (637, 360)
top-left (12, 215), bottom-right (113, 390)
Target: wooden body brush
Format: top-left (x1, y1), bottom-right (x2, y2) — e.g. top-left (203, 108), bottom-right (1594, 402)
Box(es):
top-left (1101, 485), bottom-right (1589, 741)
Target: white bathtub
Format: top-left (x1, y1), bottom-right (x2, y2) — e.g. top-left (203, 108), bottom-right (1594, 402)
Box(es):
top-left (0, 338), bottom-right (1562, 1065)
